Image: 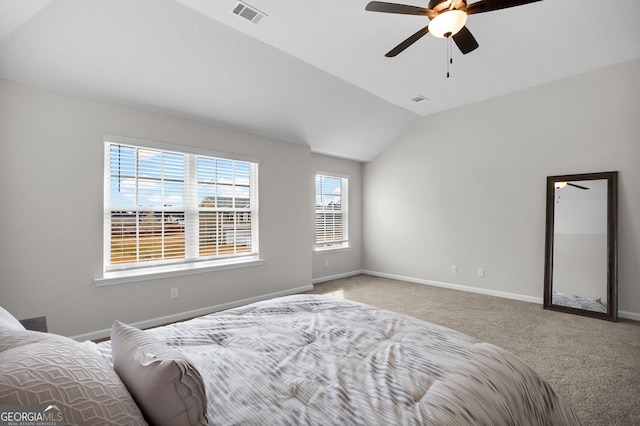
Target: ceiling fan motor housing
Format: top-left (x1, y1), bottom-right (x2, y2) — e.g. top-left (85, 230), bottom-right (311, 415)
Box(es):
top-left (428, 0), bottom-right (467, 12)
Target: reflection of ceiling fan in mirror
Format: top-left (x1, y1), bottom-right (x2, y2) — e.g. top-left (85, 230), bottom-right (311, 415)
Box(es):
top-left (555, 182), bottom-right (590, 190)
top-left (365, 0), bottom-right (543, 57)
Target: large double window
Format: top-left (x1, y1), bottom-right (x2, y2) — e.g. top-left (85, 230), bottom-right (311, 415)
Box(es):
top-left (102, 136), bottom-right (259, 280)
top-left (315, 173), bottom-right (349, 250)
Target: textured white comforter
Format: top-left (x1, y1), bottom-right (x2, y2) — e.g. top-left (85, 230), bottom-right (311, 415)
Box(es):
top-left (98, 295), bottom-right (580, 425)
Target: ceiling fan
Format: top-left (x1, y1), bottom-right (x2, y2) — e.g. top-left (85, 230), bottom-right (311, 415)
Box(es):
top-left (365, 0), bottom-right (543, 57)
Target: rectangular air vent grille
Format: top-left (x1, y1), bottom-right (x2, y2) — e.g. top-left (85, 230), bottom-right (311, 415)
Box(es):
top-left (232, 1), bottom-right (266, 24)
top-left (412, 95), bottom-right (429, 103)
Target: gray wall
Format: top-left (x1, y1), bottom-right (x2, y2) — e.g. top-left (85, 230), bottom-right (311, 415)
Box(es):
top-left (0, 79), bottom-right (313, 337)
top-left (311, 153), bottom-right (363, 282)
top-left (363, 59), bottom-right (640, 317)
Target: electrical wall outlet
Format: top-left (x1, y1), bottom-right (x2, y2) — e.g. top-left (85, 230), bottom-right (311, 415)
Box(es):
top-left (450, 265), bottom-right (457, 274)
top-left (171, 288), bottom-right (178, 299)
top-left (477, 268), bottom-right (484, 278)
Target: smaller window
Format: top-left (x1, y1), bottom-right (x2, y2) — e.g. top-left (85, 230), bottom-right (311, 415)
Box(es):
top-left (315, 173), bottom-right (349, 250)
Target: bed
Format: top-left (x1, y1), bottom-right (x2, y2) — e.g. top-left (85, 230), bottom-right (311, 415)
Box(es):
top-left (1, 295), bottom-right (581, 425)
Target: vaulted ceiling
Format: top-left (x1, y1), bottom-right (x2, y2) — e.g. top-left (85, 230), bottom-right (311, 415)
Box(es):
top-left (1, 0), bottom-right (639, 161)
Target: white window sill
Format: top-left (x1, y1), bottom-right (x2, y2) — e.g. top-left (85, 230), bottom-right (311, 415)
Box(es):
top-left (313, 246), bottom-right (351, 254)
top-left (95, 257), bottom-right (265, 286)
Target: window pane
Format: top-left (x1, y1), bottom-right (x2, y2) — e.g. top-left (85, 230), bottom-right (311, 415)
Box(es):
top-left (110, 145), bottom-right (137, 207)
top-left (217, 159), bottom-right (233, 183)
top-left (110, 145), bottom-right (136, 178)
top-left (164, 181), bottom-right (184, 208)
top-left (197, 157), bottom-right (216, 183)
top-left (137, 178), bottom-right (163, 207)
top-left (199, 210), bottom-right (253, 256)
top-left (110, 212), bottom-right (138, 264)
top-left (199, 211), bottom-right (255, 256)
top-left (198, 186), bottom-right (216, 207)
top-left (234, 162), bottom-right (250, 186)
top-left (199, 211), bottom-right (221, 256)
top-left (164, 213), bottom-right (185, 259)
top-left (110, 211), bottom-right (185, 265)
top-left (196, 158), bottom-right (255, 256)
top-left (137, 149), bottom-right (162, 179)
top-left (164, 152), bottom-right (184, 181)
top-left (235, 186), bottom-right (250, 207)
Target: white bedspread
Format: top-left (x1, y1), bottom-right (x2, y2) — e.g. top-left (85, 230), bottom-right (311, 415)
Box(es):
top-left (97, 295), bottom-right (580, 425)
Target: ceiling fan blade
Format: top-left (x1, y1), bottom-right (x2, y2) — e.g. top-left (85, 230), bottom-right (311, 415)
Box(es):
top-left (385, 25), bottom-right (430, 57)
top-left (452, 26), bottom-right (479, 54)
top-left (466, 0), bottom-right (542, 15)
top-left (567, 182), bottom-right (590, 190)
top-left (365, 1), bottom-right (432, 16)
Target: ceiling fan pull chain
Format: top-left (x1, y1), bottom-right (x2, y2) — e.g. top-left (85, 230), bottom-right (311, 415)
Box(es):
top-left (446, 36), bottom-right (452, 78)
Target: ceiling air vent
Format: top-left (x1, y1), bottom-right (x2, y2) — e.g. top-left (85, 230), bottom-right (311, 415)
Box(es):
top-left (412, 95), bottom-right (429, 103)
top-left (232, 1), bottom-right (266, 24)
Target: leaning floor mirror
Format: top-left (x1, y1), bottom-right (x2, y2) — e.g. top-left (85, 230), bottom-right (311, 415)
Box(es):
top-left (543, 171), bottom-right (618, 321)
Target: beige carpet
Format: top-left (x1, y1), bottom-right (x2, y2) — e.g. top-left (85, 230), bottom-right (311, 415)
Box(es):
top-left (305, 274), bottom-right (640, 426)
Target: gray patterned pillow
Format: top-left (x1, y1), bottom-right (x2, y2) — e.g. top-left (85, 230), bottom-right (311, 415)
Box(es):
top-left (110, 321), bottom-right (207, 426)
top-left (0, 329), bottom-right (67, 352)
top-left (0, 330), bottom-right (147, 425)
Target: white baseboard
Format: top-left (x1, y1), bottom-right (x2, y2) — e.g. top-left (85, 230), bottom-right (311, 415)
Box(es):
top-left (312, 270), bottom-right (364, 285)
top-left (362, 270), bottom-right (543, 304)
top-left (619, 310), bottom-right (640, 322)
top-left (71, 284), bottom-right (314, 342)
top-left (362, 270), bottom-right (640, 321)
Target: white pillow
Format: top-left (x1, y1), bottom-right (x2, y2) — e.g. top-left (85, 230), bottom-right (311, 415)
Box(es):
top-left (110, 321), bottom-right (207, 426)
top-left (0, 306), bottom-right (26, 331)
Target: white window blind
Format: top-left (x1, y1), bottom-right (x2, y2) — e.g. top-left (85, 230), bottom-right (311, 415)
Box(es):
top-left (104, 137), bottom-right (259, 273)
top-left (315, 173), bottom-right (348, 250)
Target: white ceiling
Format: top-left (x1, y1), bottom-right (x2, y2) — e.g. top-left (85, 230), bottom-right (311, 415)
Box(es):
top-left (1, 0), bottom-right (639, 161)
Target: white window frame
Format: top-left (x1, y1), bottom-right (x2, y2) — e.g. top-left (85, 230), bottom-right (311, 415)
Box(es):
top-left (96, 135), bottom-right (262, 286)
top-left (314, 172), bottom-right (349, 251)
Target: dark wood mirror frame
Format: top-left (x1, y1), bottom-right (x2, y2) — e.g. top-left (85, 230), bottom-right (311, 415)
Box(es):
top-left (543, 171), bottom-right (618, 321)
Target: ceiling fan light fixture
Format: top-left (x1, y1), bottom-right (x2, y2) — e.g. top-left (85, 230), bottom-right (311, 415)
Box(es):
top-left (428, 10), bottom-right (467, 38)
